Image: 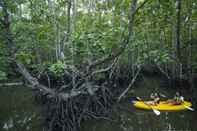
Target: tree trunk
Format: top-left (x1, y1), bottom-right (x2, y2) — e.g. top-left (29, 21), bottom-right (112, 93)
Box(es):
top-left (188, 21), bottom-right (193, 89)
top-left (0, 0), bottom-right (91, 101)
top-left (175, 0), bottom-right (181, 61)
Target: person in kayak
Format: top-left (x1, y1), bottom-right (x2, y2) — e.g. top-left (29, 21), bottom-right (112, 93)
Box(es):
top-left (152, 92), bottom-right (160, 105)
top-left (172, 92), bottom-right (184, 105)
top-left (165, 92), bottom-right (184, 105)
top-left (146, 92), bottom-right (160, 106)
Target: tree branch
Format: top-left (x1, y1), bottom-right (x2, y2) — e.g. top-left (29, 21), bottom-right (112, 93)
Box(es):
top-left (0, 82), bottom-right (23, 87)
top-left (135, 0), bottom-right (150, 14)
top-left (155, 64), bottom-right (170, 79)
top-left (0, 0), bottom-right (89, 101)
top-left (117, 66), bottom-right (142, 102)
top-left (91, 57), bottom-right (119, 76)
top-left (88, 0), bottom-right (138, 69)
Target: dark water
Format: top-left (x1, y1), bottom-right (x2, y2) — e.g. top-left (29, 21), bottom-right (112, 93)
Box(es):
top-left (0, 86), bottom-right (44, 131)
top-left (0, 76), bottom-right (196, 131)
top-left (82, 76), bottom-right (197, 131)
top-left (81, 102), bottom-right (196, 131)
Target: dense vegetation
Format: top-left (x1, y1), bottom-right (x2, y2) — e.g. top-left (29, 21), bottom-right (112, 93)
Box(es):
top-left (0, 0), bottom-right (196, 131)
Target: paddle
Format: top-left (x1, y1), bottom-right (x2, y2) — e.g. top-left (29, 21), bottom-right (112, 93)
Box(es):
top-left (151, 106), bottom-right (161, 115)
top-left (136, 97), bottom-right (161, 115)
top-left (183, 105), bottom-right (194, 111)
top-left (159, 93), bottom-right (166, 98)
top-left (174, 96), bottom-right (194, 111)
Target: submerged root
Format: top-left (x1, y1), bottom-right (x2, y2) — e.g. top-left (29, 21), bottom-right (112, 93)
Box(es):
top-left (36, 84), bottom-right (113, 131)
top-left (34, 63), bottom-right (134, 131)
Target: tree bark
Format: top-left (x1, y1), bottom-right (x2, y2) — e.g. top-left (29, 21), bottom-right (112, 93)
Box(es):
top-left (66, 0), bottom-right (71, 41)
top-left (175, 0), bottom-right (181, 61)
top-left (188, 20), bottom-right (193, 89)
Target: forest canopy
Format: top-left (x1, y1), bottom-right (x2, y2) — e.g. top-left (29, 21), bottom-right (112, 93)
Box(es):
top-left (0, 0), bottom-right (196, 78)
top-left (0, 0), bottom-right (197, 131)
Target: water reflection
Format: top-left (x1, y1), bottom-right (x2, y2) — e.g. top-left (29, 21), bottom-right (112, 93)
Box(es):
top-left (82, 104), bottom-right (196, 131)
top-left (0, 77), bottom-right (196, 131)
top-left (0, 87), bottom-right (43, 131)
top-left (82, 76), bottom-right (196, 131)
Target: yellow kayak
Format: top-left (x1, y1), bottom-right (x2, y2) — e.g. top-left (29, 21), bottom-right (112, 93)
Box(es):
top-left (133, 100), bottom-right (192, 111)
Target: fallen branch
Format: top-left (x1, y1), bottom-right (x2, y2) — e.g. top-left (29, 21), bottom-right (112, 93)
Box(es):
top-left (91, 57), bottom-right (119, 76)
top-left (0, 0), bottom-right (142, 102)
top-left (0, 82), bottom-right (23, 87)
top-left (156, 64), bottom-right (170, 79)
top-left (117, 66), bottom-right (142, 102)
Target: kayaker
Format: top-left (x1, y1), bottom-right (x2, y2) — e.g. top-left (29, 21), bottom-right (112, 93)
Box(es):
top-left (173, 92), bottom-right (184, 105)
top-left (153, 93), bottom-right (160, 105)
top-left (147, 92), bottom-right (160, 105)
top-left (165, 92), bottom-right (184, 105)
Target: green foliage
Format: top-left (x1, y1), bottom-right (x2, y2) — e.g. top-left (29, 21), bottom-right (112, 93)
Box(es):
top-left (0, 71), bottom-right (7, 81)
top-left (0, 42), bottom-right (9, 80)
top-left (0, 0), bottom-right (196, 79)
top-left (16, 51), bottom-right (33, 65)
top-left (49, 61), bottom-right (65, 77)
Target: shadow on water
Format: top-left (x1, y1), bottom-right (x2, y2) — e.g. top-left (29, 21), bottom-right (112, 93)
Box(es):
top-left (82, 76), bottom-right (197, 131)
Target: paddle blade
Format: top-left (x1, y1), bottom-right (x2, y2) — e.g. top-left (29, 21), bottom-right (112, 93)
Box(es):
top-left (153, 109), bottom-right (160, 115)
top-left (131, 100), bottom-right (137, 104)
top-left (184, 105), bottom-right (194, 111)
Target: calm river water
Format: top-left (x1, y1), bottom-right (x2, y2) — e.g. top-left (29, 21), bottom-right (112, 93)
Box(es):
top-left (82, 76), bottom-right (197, 131)
top-left (0, 76), bottom-right (196, 131)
